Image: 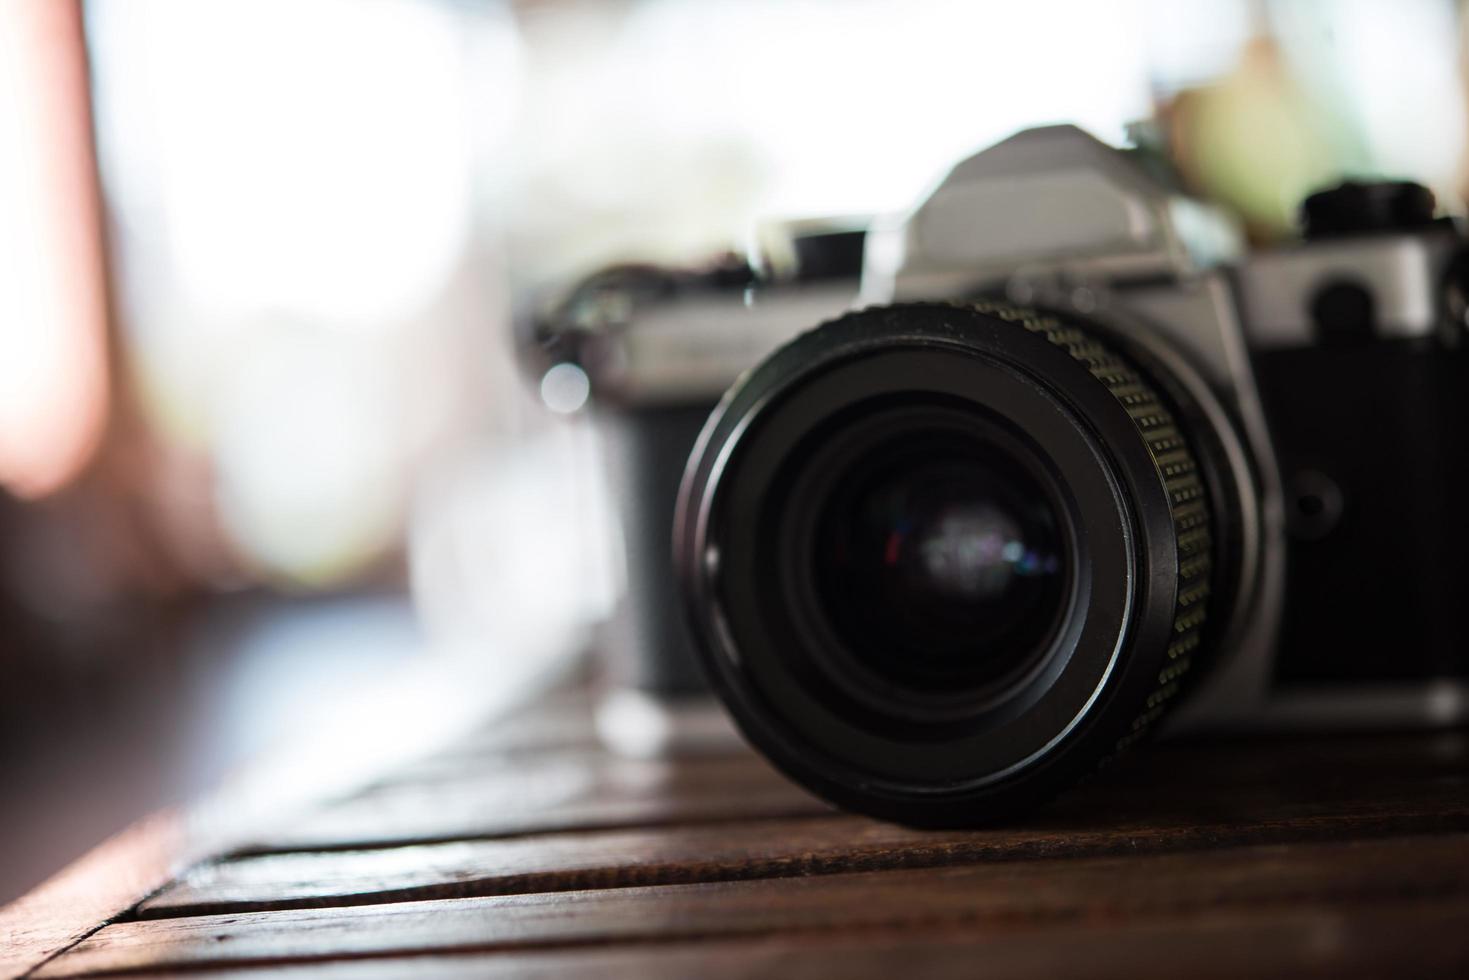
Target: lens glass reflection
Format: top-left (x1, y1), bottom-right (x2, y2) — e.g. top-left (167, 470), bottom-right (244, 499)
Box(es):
top-left (813, 433), bottom-right (1068, 693)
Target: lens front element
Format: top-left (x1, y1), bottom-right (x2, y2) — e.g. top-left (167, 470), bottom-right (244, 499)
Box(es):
top-left (806, 412), bottom-right (1069, 702)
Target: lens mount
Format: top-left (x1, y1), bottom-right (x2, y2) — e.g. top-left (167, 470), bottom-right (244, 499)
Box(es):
top-left (676, 301), bottom-right (1215, 825)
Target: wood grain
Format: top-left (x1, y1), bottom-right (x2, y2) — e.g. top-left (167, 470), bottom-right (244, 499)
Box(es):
top-left (0, 676), bottom-right (587, 977)
top-left (78, 905), bottom-right (1469, 980)
top-left (15, 668), bottom-right (1469, 979)
top-left (234, 747), bottom-right (829, 854)
top-left (142, 761), bottom-right (1469, 918)
top-left (37, 833), bottom-right (1469, 976)
top-left (234, 727), bottom-right (1469, 855)
top-left (0, 811), bottom-right (187, 980)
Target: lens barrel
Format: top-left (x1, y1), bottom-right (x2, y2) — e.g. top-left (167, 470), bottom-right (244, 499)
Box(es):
top-left (675, 301), bottom-right (1217, 825)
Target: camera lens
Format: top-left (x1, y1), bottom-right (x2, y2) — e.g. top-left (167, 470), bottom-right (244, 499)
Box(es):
top-left (677, 301), bottom-right (1223, 825)
top-left (797, 409), bottom-right (1070, 712)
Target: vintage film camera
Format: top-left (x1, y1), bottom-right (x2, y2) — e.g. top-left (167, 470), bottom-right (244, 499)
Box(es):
top-left (532, 126), bottom-right (1469, 823)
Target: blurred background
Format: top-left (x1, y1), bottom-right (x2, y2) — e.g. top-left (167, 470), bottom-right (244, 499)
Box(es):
top-left (2, 0), bottom-right (1467, 903)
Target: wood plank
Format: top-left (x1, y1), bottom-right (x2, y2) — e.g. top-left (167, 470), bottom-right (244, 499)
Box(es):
top-left (142, 762), bottom-right (1469, 918)
top-left (0, 811), bottom-right (188, 980)
top-left (235, 748), bottom-right (828, 854)
top-left (237, 728), bottom-right (1468, 854)
top-left (0, 670), bottom-right (583, 977)
top-left (37, 833), bottom-right (1469, 976)
top-left (83, 905), bottom-right (1469, 980)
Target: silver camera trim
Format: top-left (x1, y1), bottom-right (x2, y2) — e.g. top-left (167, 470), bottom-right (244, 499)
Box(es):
top-left (1240, 232), bottom-right (1459, 348)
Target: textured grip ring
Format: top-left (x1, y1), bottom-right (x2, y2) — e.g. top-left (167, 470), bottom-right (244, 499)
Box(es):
top-left (963, 298), bottom-right (1213, 751)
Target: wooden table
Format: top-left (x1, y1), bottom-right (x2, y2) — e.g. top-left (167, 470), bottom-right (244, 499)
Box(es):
top-left (6, 680), bottom-right (1468, 978)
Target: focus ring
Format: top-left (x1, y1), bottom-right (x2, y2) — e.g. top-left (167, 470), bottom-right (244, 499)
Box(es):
top-left (962, 299), bottom-right (1214, 754)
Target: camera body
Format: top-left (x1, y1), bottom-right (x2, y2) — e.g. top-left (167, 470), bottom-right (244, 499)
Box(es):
top-left (856, 125), bottom-right (1469, 730)
top-left (532, 225), bottom-right (866, 743)
top-left (535, 125), bottom-right (1469, 813)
